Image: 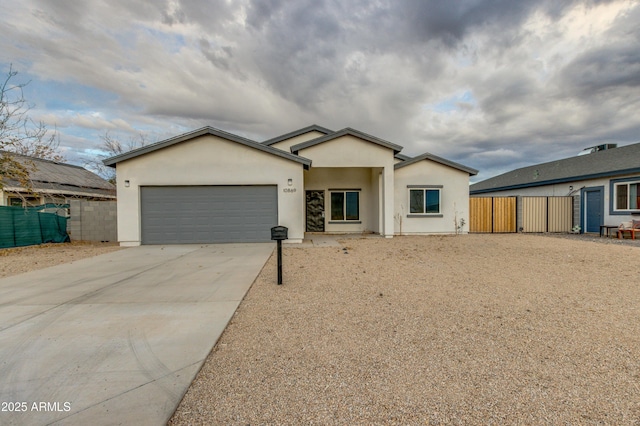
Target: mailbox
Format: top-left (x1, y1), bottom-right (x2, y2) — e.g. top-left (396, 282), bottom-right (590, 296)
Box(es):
top-left (271, 226), bottom-right (288, 285)
top-left (271, 226), bottom-right (288, 240)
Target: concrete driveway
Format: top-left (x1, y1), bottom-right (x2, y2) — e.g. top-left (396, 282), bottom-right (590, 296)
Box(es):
top-left (0, 243), bottom-right (274, 426)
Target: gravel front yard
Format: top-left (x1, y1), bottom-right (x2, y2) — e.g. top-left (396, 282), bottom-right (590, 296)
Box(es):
top-left (170, 234), bottom-right (640, 425)
top-left (0, 241), bottom-right (122, 278)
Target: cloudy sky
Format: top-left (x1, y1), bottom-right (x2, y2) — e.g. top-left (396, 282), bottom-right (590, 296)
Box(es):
top-left (1, 0), bottom-right (638, 182)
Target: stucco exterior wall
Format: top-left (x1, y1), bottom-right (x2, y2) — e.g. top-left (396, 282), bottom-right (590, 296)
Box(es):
top-left (298, 135), bottom-right (394, 167)
top-left (370, 168), bottom-right (382, 234)
top-left (394, 161), bottom-right (471, 234)
top-left (304, 167), bottom-right (381, 233)
top-left (297, 135), bottom-right (395, 236)
top-left (269, 131), bottom-right (326, 152)
top-left (114, 134), bottom-right (305, 245)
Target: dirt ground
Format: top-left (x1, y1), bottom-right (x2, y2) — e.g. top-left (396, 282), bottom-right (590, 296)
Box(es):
top-left (0, 241), bottom-right (122, 278)
top-left (2, 235), bottom-right (639, 424)
top-left (170, 234), bottom-right (640, 425)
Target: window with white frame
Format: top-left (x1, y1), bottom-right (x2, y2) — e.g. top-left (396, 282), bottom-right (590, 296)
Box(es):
top-left (614, 180), bottom-right (640, 211)
top-left (409, 187), bottom-right (441, 214)
top-left (330, 190), bottom-right (360, 221)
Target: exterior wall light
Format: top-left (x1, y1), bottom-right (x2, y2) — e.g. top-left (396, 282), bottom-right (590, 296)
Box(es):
top-left (124, 180), bottom-right (130, 187)
top-left (288, 179), bottom-right (293, 186)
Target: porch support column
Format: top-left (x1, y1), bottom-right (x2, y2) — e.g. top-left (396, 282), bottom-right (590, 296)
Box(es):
top-left (383, 165), bottom-right (394, 238)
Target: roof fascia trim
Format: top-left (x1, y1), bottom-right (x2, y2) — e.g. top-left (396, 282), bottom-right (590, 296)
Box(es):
top-left (103, 126), bottom-right (312, 169)
top-left (262, 124), bottom-right (334, 146)
top-left (290, 128), bottom-right (403, 154)
top-left (395, 152), bottom-right (478, 176)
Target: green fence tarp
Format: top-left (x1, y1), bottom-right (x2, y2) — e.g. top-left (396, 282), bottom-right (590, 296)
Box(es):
top-left (0, 204), bottom-right (70, 249)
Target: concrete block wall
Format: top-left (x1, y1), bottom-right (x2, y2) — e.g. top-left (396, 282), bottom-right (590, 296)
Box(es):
top-left (68, 200), bottom-right (117, 242)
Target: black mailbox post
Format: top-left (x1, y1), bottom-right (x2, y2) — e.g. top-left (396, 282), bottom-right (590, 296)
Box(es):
top-left (271, 226), bottom-right (288, 284)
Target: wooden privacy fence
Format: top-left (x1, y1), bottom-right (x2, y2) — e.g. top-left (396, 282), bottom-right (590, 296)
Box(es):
top-left (469, 197), bottom-right (516, 233)
top-left (521, 196), bottom-right (573, 233)
top-left (470, 196), bottom-right (573, 233)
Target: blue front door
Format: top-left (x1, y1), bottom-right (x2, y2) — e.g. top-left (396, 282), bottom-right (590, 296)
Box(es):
top-left (584, 187), bottom-right (603, 233)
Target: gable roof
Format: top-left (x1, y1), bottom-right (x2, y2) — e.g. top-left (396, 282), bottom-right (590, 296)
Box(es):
top-left (262, 124), bottom-right (334, 146)
top-left (290, 127), bottom-right (403, 154)
top-left (103, 126), bottom-right (312, 170)
top-left (394, 152), bottom-right (478, 175)
top-left (2, 151), bottom-right (115, 198)
top-left (470, 142), bottom-right (640, 194)
top-left (394, 153), bottom-right (412, 162)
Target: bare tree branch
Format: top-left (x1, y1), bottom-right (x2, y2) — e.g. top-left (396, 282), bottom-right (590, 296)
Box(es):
top-left (1, 64), bottom-right (65, 201)
top-left (87, 131), bottom-right (149, 184)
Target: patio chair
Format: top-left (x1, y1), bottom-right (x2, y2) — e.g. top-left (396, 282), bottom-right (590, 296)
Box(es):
top-left (618, 220), bottom-right (640, 240)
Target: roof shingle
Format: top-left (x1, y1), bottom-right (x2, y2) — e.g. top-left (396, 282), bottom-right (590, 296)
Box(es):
top-left (2, 152), bottom-right (115, 198)
top-left (470, 142), bottom-right (640, 194)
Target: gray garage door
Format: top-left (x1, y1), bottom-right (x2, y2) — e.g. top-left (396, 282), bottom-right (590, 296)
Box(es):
top-left (140, 186), bottom-right (277, 244)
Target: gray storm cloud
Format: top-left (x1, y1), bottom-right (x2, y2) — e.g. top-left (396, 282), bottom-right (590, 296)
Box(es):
top-left (0, 0), bottom-right (637, 180)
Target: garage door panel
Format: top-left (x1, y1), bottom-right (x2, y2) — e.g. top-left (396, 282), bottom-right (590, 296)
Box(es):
top-left (141, 186), bottom-right (277, 244)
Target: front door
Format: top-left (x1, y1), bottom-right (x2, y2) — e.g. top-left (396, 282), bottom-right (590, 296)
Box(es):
top-left (583, 187), bottom-right (604, 233)
top-left (306, 190), bottom-right (325, 232)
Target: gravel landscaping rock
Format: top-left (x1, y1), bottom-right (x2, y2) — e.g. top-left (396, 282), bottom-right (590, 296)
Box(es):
top-left (170, 234), bottom-right (640, 425)
top-left (0, 241), bottom-right (122, 278)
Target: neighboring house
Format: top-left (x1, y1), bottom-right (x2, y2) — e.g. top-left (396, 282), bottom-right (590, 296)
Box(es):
top-left (0, 152), bottom-right (116, 206)
top-left (469, 143), bottom-right (640, 233)
top-left (104, 125), bottom-right (477, 246)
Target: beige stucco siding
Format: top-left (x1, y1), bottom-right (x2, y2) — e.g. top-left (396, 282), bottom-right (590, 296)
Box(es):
top-left (269, 131), bottom-right (326, 152)
top-left (115, 134), bottom-right (305, 245)
top-left (297, 135), bottom-right (395, 237)
top-left (304, 167), bottom-right (384, 233)
top-left (394, 161), bottom-right (471, 234)
top-left (297, 135), bottom-right (393, 167)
